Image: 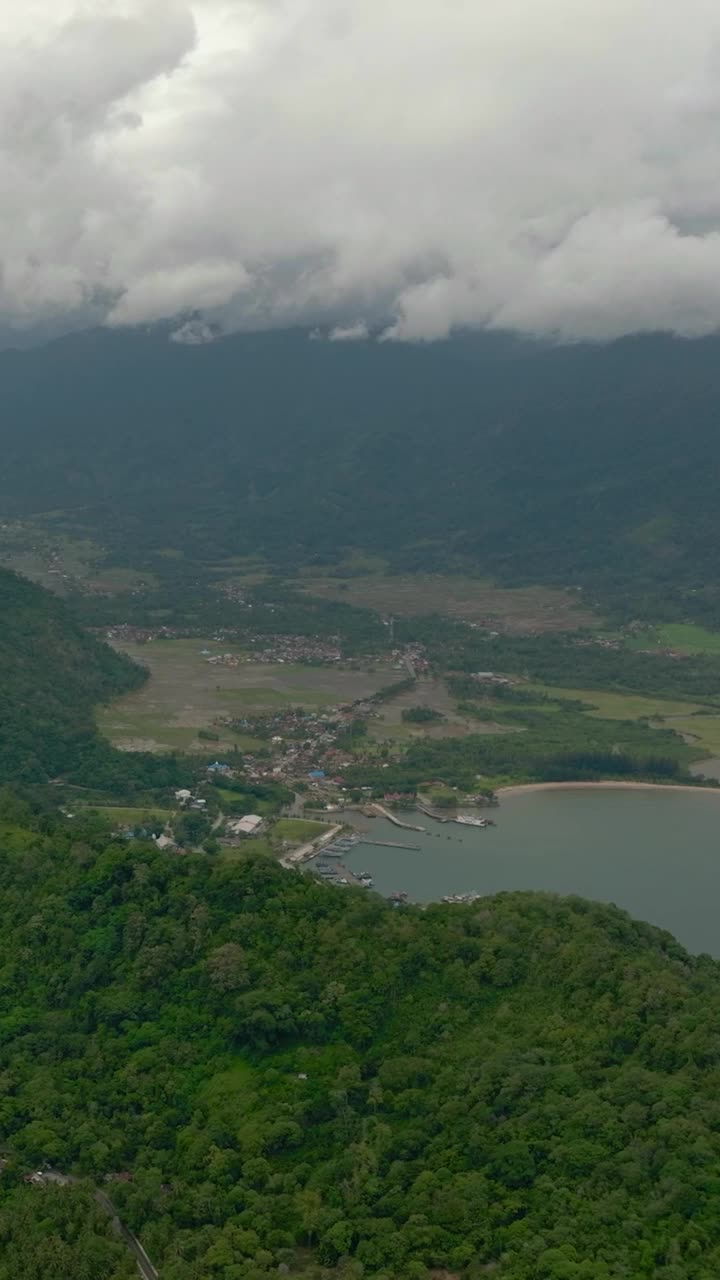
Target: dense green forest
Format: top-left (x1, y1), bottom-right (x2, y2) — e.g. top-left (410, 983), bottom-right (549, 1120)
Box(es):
top-left (2, 799), bottom-right (720, 1279)
top-left (0, 1184), bottom-right (134, 1279)
top-left (0, 567), bottom-right (195, 797)
top-left (0, 568), bottom-right (144, 782)
top-left (5, 327), bottom-right (720, 621)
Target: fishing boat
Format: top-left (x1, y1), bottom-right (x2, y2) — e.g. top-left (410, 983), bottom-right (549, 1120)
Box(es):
top-left (455, 815), bottom-right (488, 828)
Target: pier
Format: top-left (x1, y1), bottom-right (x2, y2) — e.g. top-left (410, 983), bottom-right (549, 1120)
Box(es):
top-left (416, 803), bottom-right (452, 823)
top-left (361, 839), bottom-right (421, 851)
top-left (370, 803), bottom-right (426, 832)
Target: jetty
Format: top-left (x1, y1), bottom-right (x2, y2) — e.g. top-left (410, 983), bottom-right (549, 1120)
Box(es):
top-left (370, 803), bottom-right (426, 832)
top-left (416, 803), bottom-right (452, 823)
top-left (362, 839), bottom-right (421, 851)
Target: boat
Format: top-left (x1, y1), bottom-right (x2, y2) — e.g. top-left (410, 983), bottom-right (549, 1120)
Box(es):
top-left (455, 815), bottom-right (488, 828)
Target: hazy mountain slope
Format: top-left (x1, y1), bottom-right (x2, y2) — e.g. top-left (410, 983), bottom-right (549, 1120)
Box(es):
top-left (2, 327), bottom-right (720, 616)
top-left (0, 567), bottom-right (144, 781)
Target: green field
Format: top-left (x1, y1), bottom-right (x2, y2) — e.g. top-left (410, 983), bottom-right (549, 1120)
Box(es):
top-left (272, 818), bottom-right (331, 843)
top-left (526, 683), bottom-right (707, 721)
top-left (658, 623), bottom-right (720, 654)
top-left (219, 838), bottom-right (275, 861)
top-left (79, 805), bottom-right (174, 826)
top-left (299, 572), bottom-right (599, 632)
top-left (519, 682), bottom-right (720, 757)
top-left (626, 622), bottom-right (720, 655)
top-left (656, 715), bottom-right (720, 755)
top-left (369, 676), bottom-right (519, 741)
top-left (99, 638), bottom-right (397, 752)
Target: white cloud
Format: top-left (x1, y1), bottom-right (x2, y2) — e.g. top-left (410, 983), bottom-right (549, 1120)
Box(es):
top-left (6, 0), bottom-right (720, 340)
top-left (328, 321), bottom-right (369, 342)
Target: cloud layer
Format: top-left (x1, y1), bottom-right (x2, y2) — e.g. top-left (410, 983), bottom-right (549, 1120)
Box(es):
top-left (6, 0), bottom-right (720, 341)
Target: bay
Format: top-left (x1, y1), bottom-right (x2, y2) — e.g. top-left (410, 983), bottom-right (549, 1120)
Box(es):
top-left (342, 787), bottom-right (720, 956)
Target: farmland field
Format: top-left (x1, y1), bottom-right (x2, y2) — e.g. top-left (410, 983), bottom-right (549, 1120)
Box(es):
top-left (370, 677), bottom-right (519, 740)
top-left (299, 572), bottom-right (599, 632)
top-left (98, 638), bottom-right (399, 752)
top-left (657, 623), bottom-right (720, 654)
top-left (525, 683), bottom-right (709, 721)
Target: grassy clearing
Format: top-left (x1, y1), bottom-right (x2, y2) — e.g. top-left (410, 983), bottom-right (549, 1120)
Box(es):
top-left (369, 676), bottom-right (524, 741)
top-left (99, 639), bottom-right (396, 752)
top-left (659, 716), bottom-right (720, 755)
top-left (525, 683), bottom-right (707, 721)
top-left (219, 838), bottom-right (276, 861)
top-left (300, 572), bottom-right (599, 632)
top-left (658, 624), bottom-right (720, 654)
top-left (222, 686), bottom-right (335, 707)
top-left (626, 623), bottom-right (720, 655)
top-left (79, 806), bottom-right (174, 825)
top-left (211, 788), bottom-right (280, 817)
top-left (272, 818), bottom-right (330, 843)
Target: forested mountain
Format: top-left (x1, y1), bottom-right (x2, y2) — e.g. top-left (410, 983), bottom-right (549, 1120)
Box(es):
top-left (3, 327), bottom-right (720, 617)
top-left (1, 813), bottom-right (720, 1280)
top-left (0, 568), bottom-right (144, 782)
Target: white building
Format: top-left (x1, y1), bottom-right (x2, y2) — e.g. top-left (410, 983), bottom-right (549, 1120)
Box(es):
top-left (227, 814), bottom-right (264, 837)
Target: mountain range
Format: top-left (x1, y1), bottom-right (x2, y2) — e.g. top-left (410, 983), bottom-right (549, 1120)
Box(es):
top-left (2, 327), bottom-right (720, 620)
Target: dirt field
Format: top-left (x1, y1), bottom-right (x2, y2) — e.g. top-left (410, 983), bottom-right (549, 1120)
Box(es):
top-left (98, 638), bottom-right (399, 752)
top-left (299, 573), bottom-right (598, 632)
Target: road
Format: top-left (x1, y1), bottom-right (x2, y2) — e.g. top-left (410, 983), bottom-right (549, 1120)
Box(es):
top-left (280, 823), bottom-right (344, 868)
top-left (25, 1169), bottom-right (159, 1279)
top-left (95, 1190), bottom-right (159, 1280)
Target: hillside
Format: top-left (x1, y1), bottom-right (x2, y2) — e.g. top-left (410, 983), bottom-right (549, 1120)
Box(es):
top-left (3, 328), bottom-right (720, 619)
top-left (0, 568), bottom-right (145, 781)
top-left (1, 815), bottom-right (720, 1279)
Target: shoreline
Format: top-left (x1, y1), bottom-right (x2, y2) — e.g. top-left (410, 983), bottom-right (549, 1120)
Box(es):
top-left (496, 780), bottom-right (720, 798)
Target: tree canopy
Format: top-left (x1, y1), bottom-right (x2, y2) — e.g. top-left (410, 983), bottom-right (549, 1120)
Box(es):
top-left (2, 801), bottom-right (720, 1279)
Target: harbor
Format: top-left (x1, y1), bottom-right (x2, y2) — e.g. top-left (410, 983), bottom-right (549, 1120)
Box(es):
top-left (328, 791), bottom-right (720, 956)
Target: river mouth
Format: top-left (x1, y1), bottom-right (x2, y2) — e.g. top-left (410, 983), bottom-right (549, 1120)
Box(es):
top-left (338, 789), bottom-right (720, 957)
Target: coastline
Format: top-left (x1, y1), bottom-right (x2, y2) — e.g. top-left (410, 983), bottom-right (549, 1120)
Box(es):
top-left (496, 780), bottom-right (720, 798)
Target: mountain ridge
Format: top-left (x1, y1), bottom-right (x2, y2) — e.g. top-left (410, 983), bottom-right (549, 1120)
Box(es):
top-left (2, 327), bottom-right (720, 619)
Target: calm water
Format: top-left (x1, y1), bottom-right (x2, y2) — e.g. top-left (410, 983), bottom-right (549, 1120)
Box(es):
top-left (343, 789), bottom-right (720, 955)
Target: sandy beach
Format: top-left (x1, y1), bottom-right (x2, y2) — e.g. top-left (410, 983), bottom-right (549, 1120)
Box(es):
top-left (496, 780), bottom-right (720, 798)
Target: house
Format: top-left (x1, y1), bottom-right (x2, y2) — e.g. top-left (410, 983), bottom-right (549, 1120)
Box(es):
top-left (227, 814), bottom-right (264, 837)
top-left (154, 833), bottom-right (176, 851)
top-left (207, 761), bottom-right (232, 775)
top-left (175, 789), bottom-right (192, 803)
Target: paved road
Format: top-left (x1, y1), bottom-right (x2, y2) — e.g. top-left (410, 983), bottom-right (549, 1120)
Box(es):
top-left (95, 1190), bottom-right (159, 1280)
top-left (27, 1169), bottom-right (159, 1279)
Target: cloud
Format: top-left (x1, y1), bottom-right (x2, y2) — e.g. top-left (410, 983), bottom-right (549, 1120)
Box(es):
top-left (6, 1), bottom-right (720, 340)
top-left (328, 321), bottom-right (369, 342)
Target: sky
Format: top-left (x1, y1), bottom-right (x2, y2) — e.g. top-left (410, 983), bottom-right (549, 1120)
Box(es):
top-left (6, 0), bottom-right (720, 342)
